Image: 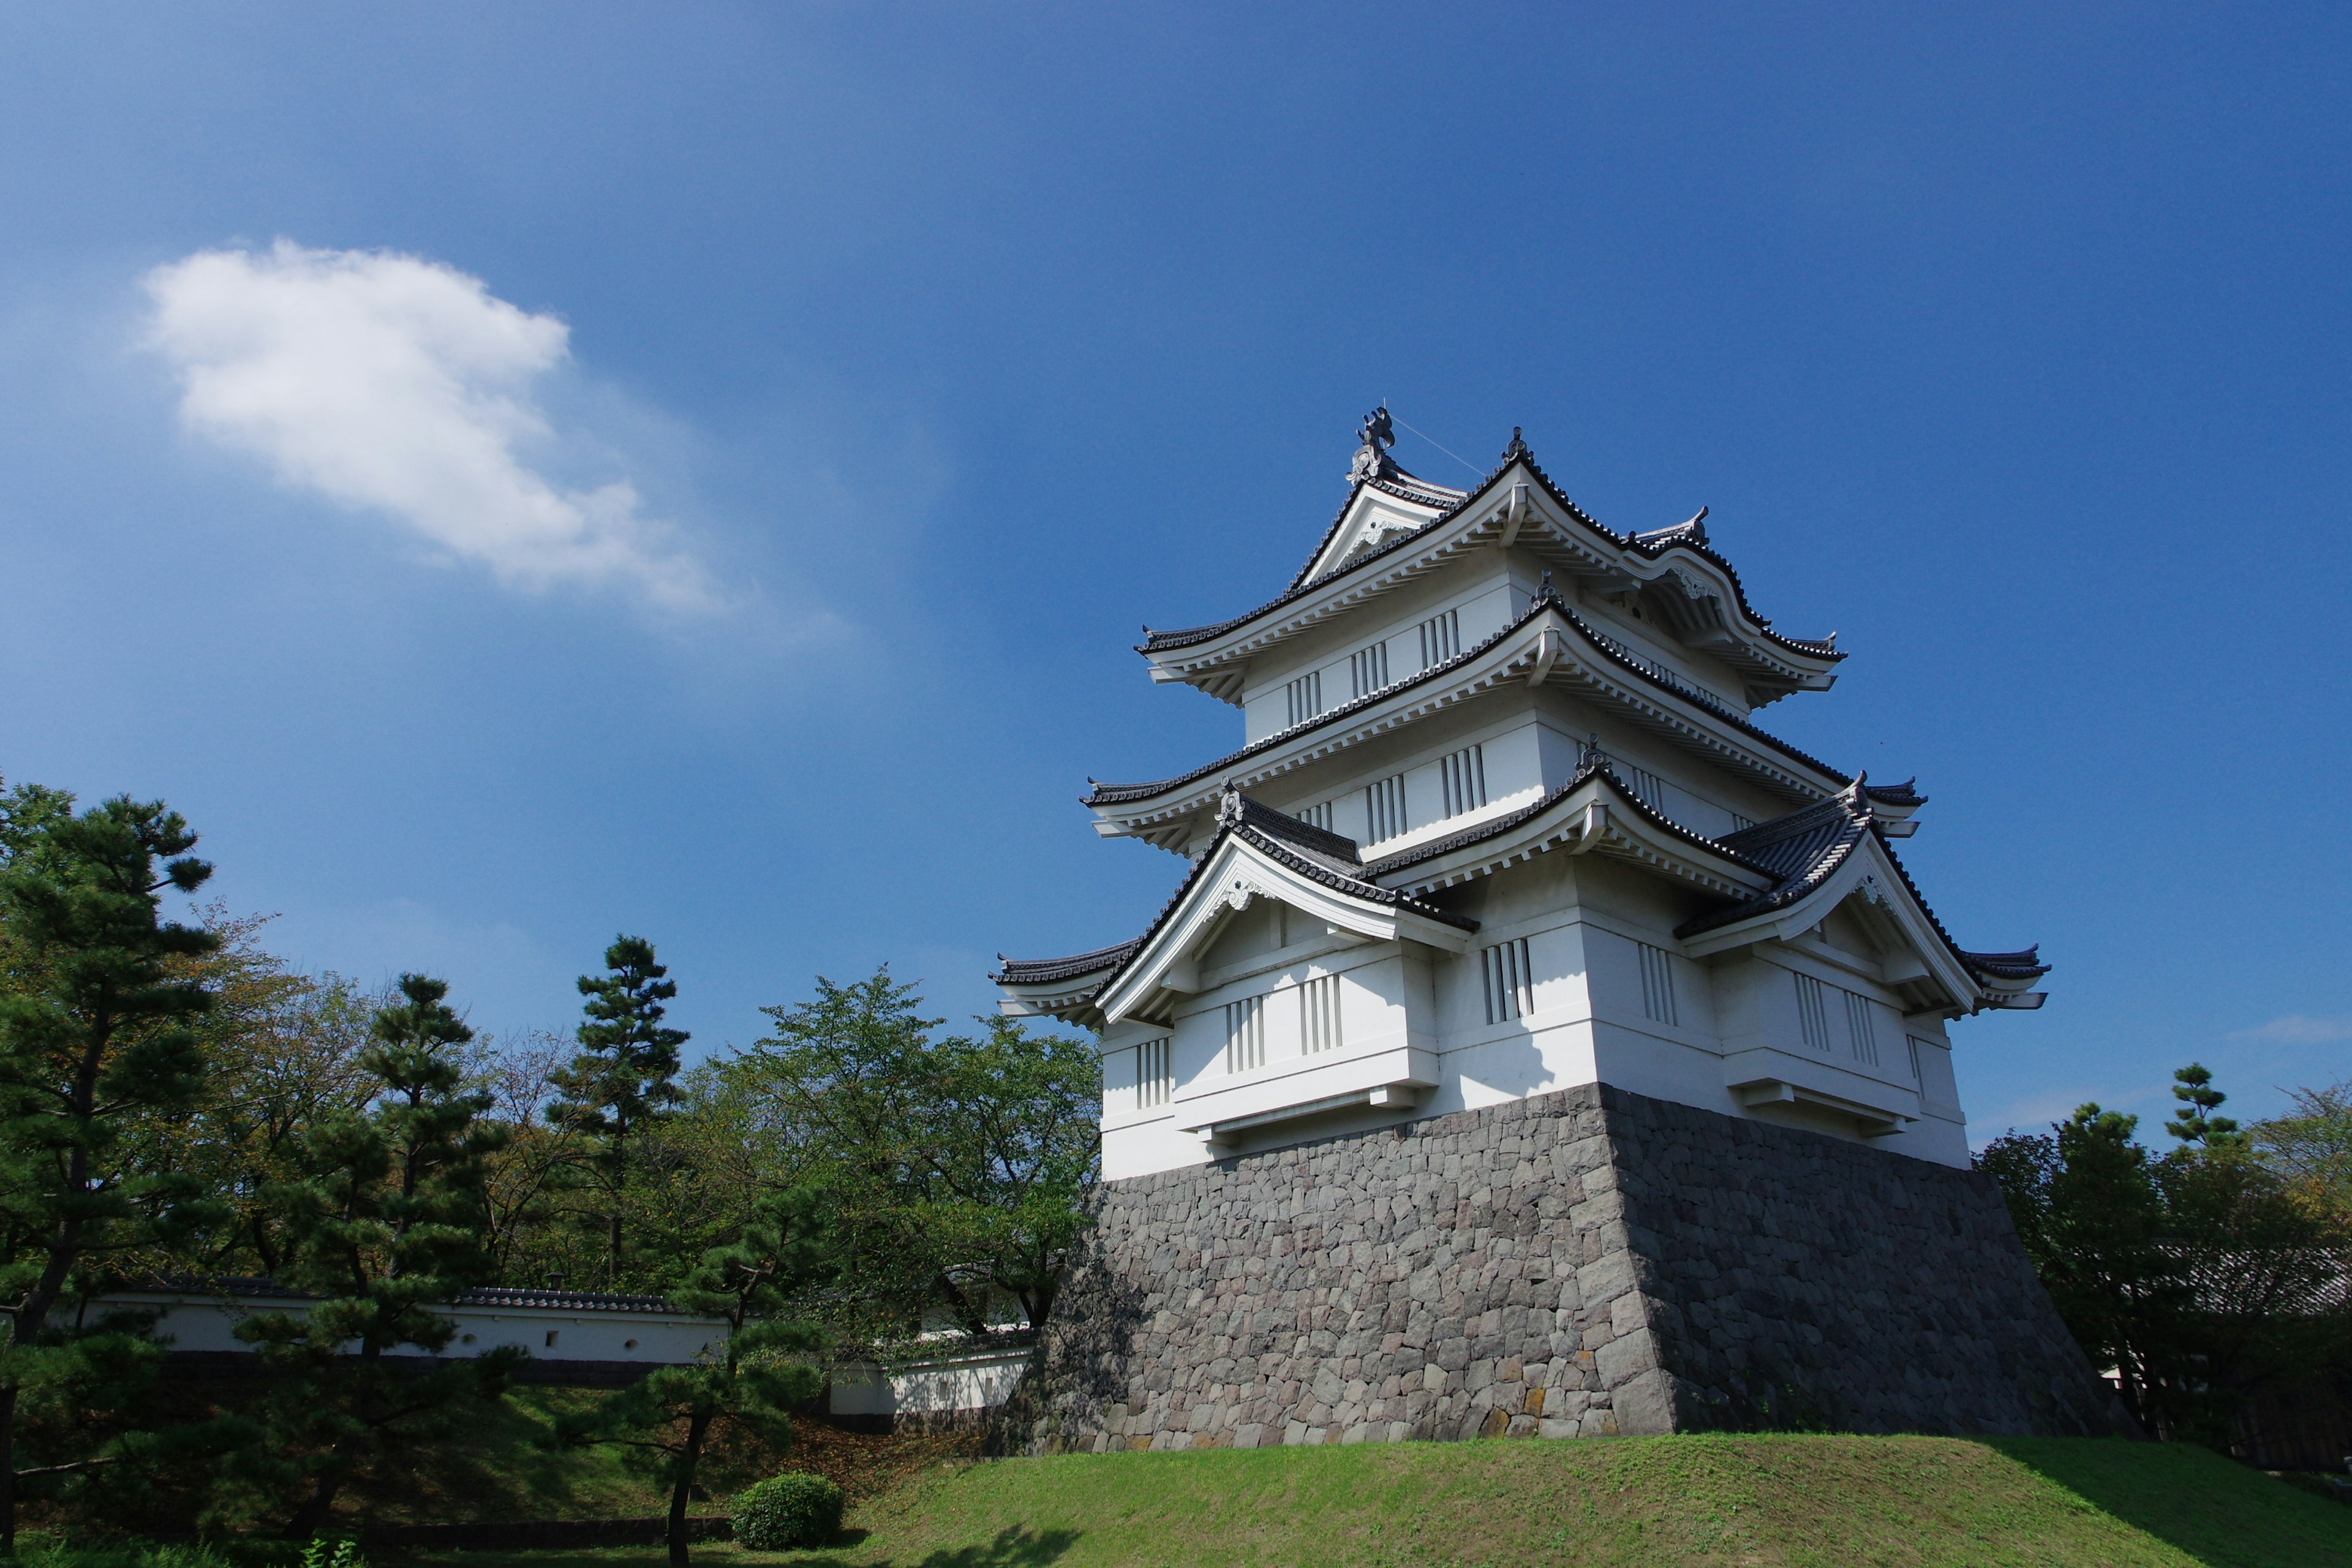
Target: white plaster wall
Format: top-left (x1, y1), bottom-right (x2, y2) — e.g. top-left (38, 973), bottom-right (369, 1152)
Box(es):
top-left (830, 1347), bottom-right (1031, 1417)
top-left (92, 1293), bottom-right (725, 1362)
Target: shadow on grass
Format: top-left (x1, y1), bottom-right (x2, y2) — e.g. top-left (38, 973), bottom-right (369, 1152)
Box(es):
top-left (791, 1525), bottom-right (1078, 1567)
top-left (1978, 1437), bottom-right (2352, 1568)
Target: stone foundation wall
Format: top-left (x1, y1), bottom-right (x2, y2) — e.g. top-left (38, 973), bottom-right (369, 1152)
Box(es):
top-left (995, 1084), bottom-right (2124, 1453)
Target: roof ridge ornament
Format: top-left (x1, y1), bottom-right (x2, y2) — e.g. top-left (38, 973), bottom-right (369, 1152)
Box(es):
top-left (1217, 782), bottom-right (1245, 826)
top-left (1501, 426), bottom-right (1529, 461)
top-left (1349, 404), bottom-right (1398, 484)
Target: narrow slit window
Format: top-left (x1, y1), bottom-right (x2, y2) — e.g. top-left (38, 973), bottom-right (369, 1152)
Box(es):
top-left (1440, 745), bottom-right (1488, 818)
top-left (1349, 643), bottom-right (1390, 700)
top-left (1365, 774), bottom-right (1408, 842)
top-left (1637, 942), bottom-right (1679, 1027)
top-left (1224, 997), bottom-right (1265, 1074)
top-left (1906, 1035), bottom-right (1929, 1084)
top-left (1297, 800), bottom-right (1335, 832)
top-left (1844, 992), bottom-right (1881, 1066)
top-left (1136, 1036), bottom-right (1173, 1107)
top-left (1298, 974), bottom-right (1343, 1055)
top-left (1795, 973), bottom-right (1831, 1053)
top-left (1729, 812), bottom-right (1755, 832)
top-left (1627, 766), bottom-right (1670, 815)
top-left (1481, 938), bottom-right (1534, 1025)
top-left (1284, 671), bottom-right (1323, 728)
top-left (1417, 609), bottom-right (1460, 670)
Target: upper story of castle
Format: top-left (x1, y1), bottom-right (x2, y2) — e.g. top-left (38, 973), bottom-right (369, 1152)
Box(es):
top-left (1084, 410), bottom-right (1900, 864)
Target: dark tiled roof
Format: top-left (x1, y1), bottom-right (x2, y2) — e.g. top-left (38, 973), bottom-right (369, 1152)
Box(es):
top-left (994, 793), bottom-right (1475, 1012)
top-left (1361, 760), bottom-right (1775, 883)
top-left (1864, 778), bottom-right (1927, 809)
top-left (1958, 948), bottom-right (2050, 981)
top-left (1224, 791), bottom-right (1362, 865)
top-left (992, 940), bottom-right (1144, 987)
top-left (1675, 782), bottom-right (2049, 993)
top-left (1138, 442), bottom-right (1843, 668)
top-left (455, 1287), bottom-right (679, 1314)
top-left (1090, 588), bottom-right (1852, 812)
top-left (1672, 783), bottom-right (1875, 941)
top-left (119, 1277), bottom-right (688, 1314)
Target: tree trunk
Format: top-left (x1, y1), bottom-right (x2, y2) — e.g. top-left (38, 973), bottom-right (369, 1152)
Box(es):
top-left (288, 1471), bottom-right (347, 1540)
top-left (668, 1409), bottom-right (712, 1568)
top-left (609, 1210), bottom-right (624, 1290)
top-left (1, 1379), bottom-right (19, 1553)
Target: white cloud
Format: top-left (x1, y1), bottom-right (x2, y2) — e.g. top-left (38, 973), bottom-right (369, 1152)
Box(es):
top-left (2228, 1013), bottom-right (2352, 1044)
top-left (141, 241), bottom-right (720, 612)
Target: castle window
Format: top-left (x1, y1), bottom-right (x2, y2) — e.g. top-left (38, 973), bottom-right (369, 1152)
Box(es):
top-left (1795, 973), bottom-right (1832, 1052)
top-left (1136, 1036), bottom-right (1173, 1107)
top-left (1297, 800), bottom-right (1335, 832)
top-left (1365, 774), bottom-right (1408, 842)
top-left (1440, 745), bottom-right (1487, 818)
top-left (1730, 812), bottom-right (1754, 831)
top-left (1416, 609), bottom-right (1460, 670)
top-left (1223, 997), bottom-right (1265, 1073)
top-left (1348, 642), bottom-right (1389, 700)
top-left (1844, 991), bottom-right (1881, 1066)
top-left (1627, 766), bottom-right (1670, 815)
top-left (1907, 1035), bottom-right (1929, 1082)
top-left (1284, 671), bottom-right (1323, 728)
top-left (1637, 942), bottom-right (1678, 1027)
top-left (1298, 975), bottom-right (1342, 1054)
top-left (1481, 938), bottom-right (1534, 1025)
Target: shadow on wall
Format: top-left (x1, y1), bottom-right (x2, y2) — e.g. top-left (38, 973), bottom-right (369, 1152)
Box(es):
top-left (794, 1525), bottom-right (1079, 1567)
top-left (1978, 1436), bottom-right (2350, 1568)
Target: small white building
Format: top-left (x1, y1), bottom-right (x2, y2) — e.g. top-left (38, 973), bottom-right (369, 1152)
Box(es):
top-left (998, 415), bottom-right (2046, 1178)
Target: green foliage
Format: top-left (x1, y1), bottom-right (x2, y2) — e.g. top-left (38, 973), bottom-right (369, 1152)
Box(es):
top-left (296, 1539), bottom-right (363, 1568)
top-left (738, 968), bottom-right (1098, 1341)
top-left (2165, 1062), bottom-right (2242, 1148)
top-left (555, 1188), bottom-right (827, 1567)
top-left (1980, 1068), bottom-right (2352, 1446)
top-left (0, 788), bottom-right (224, 1547)
top-left (730, 1469), bottom-right (844, 1550)
top-left (214, 974), bottom-right (516, 1536)
top-left (2, 1532), bottom-right (238, 1568)
top-left (552, 937), bottom-right (688, 1289)
top-left (2260, 1079), bottom-right (2352, 1221)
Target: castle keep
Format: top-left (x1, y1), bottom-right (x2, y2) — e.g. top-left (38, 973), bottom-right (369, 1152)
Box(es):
top-left (993, 414), bottom-right (2122, 1447)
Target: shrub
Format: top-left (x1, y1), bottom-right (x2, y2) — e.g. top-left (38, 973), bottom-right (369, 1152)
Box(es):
top-left (733, 1471), bottom-right (846, 1550)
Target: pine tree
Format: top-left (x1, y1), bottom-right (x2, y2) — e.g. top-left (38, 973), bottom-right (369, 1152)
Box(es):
top-left (216, 974), bottom-right (513, 1536)
top-left (552, 936), bottom-right (687, 1286)
top-left (0, 791), bottom-right (219, 1550)
top-left (2166, 1061), bottom-right (2242, 1147)
top-left (556, 1188), bottom-right (825, 1568)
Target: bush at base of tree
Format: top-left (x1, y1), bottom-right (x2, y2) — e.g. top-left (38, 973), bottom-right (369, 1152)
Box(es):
top-left (730, 1472), bottom-right (844, 1550)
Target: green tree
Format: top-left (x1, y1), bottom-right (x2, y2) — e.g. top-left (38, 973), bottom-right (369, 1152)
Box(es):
top-left (0, 790), bottom-right (218, 1548)
top-left (216, 974), bottom-right (514, 1536)
top-left (552, 937), bottom-right (687, 1286)
top-left (1981, 1065), bottom-right (2352, 1445)
top-left (556, 1188), bottom-right (826, 1568)
top-left (740, 969), bottom-right (1098, 1341)
top-left (2255, 1079), bottom-right (2352, 1219)
top-left (2165, 1062), bottom-right (2242, 1148)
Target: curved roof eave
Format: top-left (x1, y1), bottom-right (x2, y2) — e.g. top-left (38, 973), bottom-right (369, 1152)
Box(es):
top-left (1089, 591), bottom-right (1854, 820)
top-left (1136, 445), bottom-right (1844, 675)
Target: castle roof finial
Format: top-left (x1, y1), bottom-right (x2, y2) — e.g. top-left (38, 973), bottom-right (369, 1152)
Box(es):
top-left (1349, 403), bottom-right (1397, 484)
top-left (1502, 426), bottom-right (1529, 461)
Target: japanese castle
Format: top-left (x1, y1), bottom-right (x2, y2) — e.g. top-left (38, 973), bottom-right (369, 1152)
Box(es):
top-left (997, 412), bottom-right (2046, 1180)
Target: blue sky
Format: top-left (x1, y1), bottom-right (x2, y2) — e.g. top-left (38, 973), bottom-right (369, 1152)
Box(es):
top-left (3, 3), bottom-right (2347, 1141)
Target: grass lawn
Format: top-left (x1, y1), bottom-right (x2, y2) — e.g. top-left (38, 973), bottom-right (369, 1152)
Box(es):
top-left (375, 1433), bottom-right (2352, 1568)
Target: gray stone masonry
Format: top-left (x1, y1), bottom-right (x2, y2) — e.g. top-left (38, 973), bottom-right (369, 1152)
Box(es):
top-left (993, 1084), bottom-right (2127, 1453)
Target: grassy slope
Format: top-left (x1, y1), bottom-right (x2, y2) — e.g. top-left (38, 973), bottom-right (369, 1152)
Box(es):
top-left (753, 1435), bottom-right (2350, 1568)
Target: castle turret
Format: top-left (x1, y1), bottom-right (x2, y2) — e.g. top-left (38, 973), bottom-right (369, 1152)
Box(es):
top-left (998, 416), bottom-right (2043, 1177)
top-left (990, 415), bottom-right (2117, 1453)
